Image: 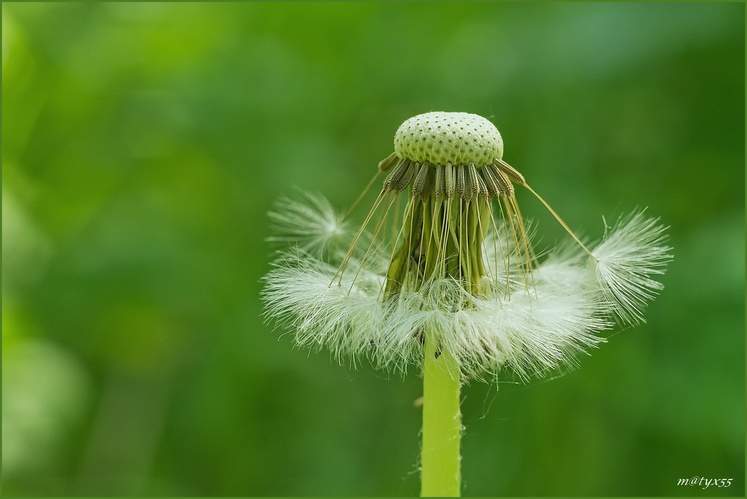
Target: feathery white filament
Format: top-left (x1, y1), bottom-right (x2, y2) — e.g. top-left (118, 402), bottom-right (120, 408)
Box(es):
top-left (591, 211), bottom-right (672, 324)
top-left (262, 195), bottom-right (670, 380)
top-left (267, 192), bottom-right (347, 258)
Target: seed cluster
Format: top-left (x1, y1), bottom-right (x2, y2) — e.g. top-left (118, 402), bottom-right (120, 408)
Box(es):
top-left (393, 112), bottom-right (504, 167)
top-left (381, 157), bottom-right (525, 200)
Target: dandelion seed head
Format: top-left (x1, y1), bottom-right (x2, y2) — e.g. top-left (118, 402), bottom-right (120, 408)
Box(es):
top-left (262, 113), bottom-right (671, 381)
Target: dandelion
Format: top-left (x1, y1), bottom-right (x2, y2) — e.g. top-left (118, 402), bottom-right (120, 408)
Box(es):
top-left (262, 112), bottom-right (671, 496)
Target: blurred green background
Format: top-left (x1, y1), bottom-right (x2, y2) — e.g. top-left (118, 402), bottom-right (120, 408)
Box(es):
top-left (2, 2), bottom-right (744, 496)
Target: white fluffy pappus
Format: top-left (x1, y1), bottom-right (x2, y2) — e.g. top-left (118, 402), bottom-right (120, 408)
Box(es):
top-left (266, 192), bottom-right (349, 258)
top-left (592, 211), bottom-right (672, 324)
top-left (262, 194), bottom-right (672, 381)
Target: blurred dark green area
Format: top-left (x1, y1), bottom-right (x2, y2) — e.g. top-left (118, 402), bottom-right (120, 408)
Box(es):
top-left (2, 2), bottom-right (744, 496)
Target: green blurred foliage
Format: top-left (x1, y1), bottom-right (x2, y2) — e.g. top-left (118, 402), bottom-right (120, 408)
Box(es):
top-left (2, 2), bottom-right (743, 496)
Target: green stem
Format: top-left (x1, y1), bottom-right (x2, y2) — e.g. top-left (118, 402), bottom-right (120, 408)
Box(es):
top-left (421, 334), bottom-right (462, 497)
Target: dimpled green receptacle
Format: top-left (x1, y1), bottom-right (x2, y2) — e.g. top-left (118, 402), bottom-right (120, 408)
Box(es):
top-left (393, 112), bottom-right (504, 167)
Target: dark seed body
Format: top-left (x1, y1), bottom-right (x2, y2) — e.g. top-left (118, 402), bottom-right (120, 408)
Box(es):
top-left (384, 156), bottom-right (524, 201)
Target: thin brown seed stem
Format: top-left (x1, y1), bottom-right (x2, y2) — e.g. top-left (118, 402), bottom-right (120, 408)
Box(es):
top-left (522, 183), bottom-right (596, 259)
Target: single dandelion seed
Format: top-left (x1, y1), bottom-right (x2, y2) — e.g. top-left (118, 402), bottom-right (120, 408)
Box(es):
top-left (262, 111), bottom-right (672, 497)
